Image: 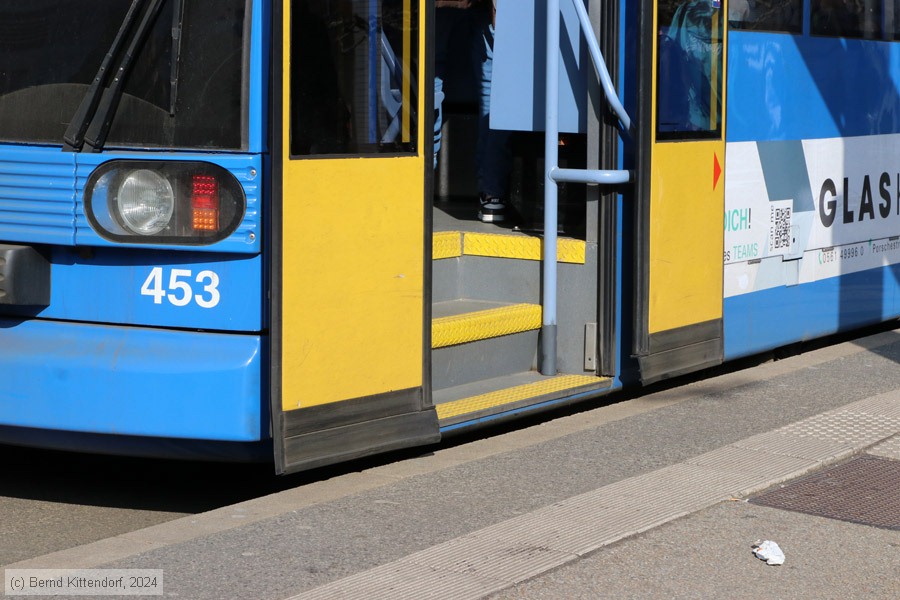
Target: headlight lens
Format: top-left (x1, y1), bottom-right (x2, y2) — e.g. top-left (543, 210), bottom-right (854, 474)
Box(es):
top-left (115, 169), bottom-right (175, 235)
top-left (84, 161), bottom-right (246, 245)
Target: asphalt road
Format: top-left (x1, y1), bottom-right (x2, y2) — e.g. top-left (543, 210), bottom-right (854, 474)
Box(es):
top-left (2, 323), bottom-right (899, 600)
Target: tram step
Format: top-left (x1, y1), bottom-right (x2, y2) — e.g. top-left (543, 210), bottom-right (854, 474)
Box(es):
top-left (433, 231), bottom-right (586, 263)
top-left (432, 300), bottom-right (540, 390)
top-left (432, 230), bottom-right (586, 304)
top-left (432, 300), bottom-right (541, 348)
top-left (433, 371), bottom-right (611, 428)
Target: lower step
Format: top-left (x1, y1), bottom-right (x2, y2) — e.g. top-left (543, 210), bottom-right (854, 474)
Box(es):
top-left (434, 372), bottom-right (611, 428)
top-left (432, 329), bottom-right (537, 390)
top-left (432, 301), bottom-right (541, 348)
top-left (432, 300), bottom-right (542, 389)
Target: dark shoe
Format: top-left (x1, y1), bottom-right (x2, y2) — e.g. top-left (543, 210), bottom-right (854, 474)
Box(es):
top-left (478, 194), bottom-right (507, 223)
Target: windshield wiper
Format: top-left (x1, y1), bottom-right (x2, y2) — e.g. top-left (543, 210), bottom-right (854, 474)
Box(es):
top-left (169, 0), bottom-right (185, 115)
top-left (63, 0), bottom-right (145, 152)
top-left (83, 0), bottom-right (167, 152)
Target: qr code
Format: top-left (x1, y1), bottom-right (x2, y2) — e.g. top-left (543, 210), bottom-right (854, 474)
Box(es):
top-left (769, 205), bottom-right (792, 251)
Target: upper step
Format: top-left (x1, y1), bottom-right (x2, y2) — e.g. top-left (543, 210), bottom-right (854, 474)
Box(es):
top-left (432, 229), bottom-right (589, 304)
top-left (433, 230), bottom-right (586, 264)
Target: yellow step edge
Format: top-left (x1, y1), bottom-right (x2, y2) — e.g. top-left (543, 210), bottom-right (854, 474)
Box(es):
top-left (432, 303), bottom-right (541, 349)
top-left (431, 231), bottom-right (585, 264)
top-left (436, 374), bottom-right (607, 421)
top-left (432, 231), bottom-right (462, 260)
top-left (464, 232), bottom-right (585, 264)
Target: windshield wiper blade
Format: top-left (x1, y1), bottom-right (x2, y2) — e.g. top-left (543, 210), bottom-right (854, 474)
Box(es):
top-left (84, 0), bottom-right (167, 153)
top-left (63, 0), bottom-right (145, 152)
top-left (169, 0), bottom-right (184, 115)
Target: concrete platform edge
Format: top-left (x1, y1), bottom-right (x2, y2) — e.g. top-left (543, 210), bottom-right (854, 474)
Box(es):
top-left (285, 392), bottom-right (900, 600)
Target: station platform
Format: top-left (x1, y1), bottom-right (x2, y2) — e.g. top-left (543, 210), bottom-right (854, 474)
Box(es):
top-left (5, 328), bottom-right (900, 599)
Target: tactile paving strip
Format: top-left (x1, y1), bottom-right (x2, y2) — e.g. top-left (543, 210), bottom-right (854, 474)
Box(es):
top-left (869, 434), bottom-right (900, 461)
top-left (750, 455), bottom-right (900, 531)
top-left (777, 410), bottom-right (900, 445)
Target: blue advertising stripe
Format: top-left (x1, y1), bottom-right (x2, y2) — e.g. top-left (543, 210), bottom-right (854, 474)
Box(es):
top-left (727, 32), bottom-right (900, 142)
top-left (724, 264), bottom-right (900, 360)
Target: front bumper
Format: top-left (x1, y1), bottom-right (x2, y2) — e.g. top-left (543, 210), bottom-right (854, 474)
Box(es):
top-left (0, 318), bottom-right (264, 442)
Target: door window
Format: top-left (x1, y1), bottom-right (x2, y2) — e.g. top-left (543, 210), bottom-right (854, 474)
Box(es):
top-left (290, 0), bottom-right (418, 156)
top-left (656, 0), bottom-right (724, 140)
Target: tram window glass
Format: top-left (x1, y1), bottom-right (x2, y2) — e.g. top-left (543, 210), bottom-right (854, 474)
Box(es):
top-left (895, 1), bottom-right (900, 39)
top-left (656, 0), bottom-right (724, 140)
top-left (0, 0), bottom-right (249, 150)
top-left (290, 0), bottom-right (419, 157)
top-left (728, 0), bottom-right (802, 33)
top-left (811, 0), bottom-right (883, 39)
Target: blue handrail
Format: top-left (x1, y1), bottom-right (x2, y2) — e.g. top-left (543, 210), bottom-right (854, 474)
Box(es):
top-left (540, 0), bottom-right (633, 376)
top-left (570, 0), bottom-right (632, 132)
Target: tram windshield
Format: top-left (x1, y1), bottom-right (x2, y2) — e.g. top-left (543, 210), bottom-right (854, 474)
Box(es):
top-left (0, 0), bottom-right (249, 150)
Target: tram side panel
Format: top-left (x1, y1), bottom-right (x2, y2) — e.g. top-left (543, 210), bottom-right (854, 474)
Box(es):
top-left (724, 26), bottom-right (900, 359)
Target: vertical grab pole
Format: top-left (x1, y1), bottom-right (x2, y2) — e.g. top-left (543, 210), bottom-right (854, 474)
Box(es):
top-left (541, 0), bottom-right (560, 375)
top-left (368, 0), bottom-right (379, 143)
top-left (401, 0), bottom-right (412, 142)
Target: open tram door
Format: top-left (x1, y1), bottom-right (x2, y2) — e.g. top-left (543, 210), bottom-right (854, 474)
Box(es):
top-left (633, 0), bottom-right (726, 382)
top-left (271, 0), bottom-right (439, 473)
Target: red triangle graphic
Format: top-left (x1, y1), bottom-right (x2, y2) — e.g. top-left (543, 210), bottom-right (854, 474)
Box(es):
top-left (713, 153), bottom-right (722, 190)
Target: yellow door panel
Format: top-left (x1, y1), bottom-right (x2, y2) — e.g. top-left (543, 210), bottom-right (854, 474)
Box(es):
top-left (648, 142), bottom-right (724, 334)
top-left (280, 0), bottom-right (425, 410)
top-left (273, 0), bottom-right (438, 473)
top-left (281, 158), bottom-right (424, 409)
top-left (637, 0), bottom-right (726, 382)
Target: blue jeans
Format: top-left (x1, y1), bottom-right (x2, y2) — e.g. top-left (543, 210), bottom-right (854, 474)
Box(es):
top-left (434, 8), bottom-right (512, 199)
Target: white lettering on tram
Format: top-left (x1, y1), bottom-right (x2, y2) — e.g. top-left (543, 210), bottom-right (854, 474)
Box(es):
top-left (140, 267), bottom-right (221, 309)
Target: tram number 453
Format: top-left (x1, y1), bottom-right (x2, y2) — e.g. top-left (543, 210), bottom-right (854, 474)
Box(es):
top-left (140, 267), bottom-right (221, 309)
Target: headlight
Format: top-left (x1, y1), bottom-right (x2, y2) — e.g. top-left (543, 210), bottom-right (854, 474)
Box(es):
top-left (84, 161), bottom-right (246, 245)
top-left (115, 169), bottom-right (175, 235)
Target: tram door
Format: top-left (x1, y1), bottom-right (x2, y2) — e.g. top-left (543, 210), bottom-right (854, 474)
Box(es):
top-left (634, 0), bottom-right (726, 382)
top-left (272, 0), bottom-right (439, 473)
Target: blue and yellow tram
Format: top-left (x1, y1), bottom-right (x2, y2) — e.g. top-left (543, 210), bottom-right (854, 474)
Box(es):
top-left (1, 0), bottom-right (898, 472)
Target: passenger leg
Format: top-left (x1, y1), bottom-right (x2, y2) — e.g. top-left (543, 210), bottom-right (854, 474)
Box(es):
top-left (473, 15), bottom-right (513, 223)
top-left (434, 8), bottom-right (467, 170)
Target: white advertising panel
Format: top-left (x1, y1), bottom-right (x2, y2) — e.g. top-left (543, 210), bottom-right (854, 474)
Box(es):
top-left (724, 135), bottom-right (900, 297)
